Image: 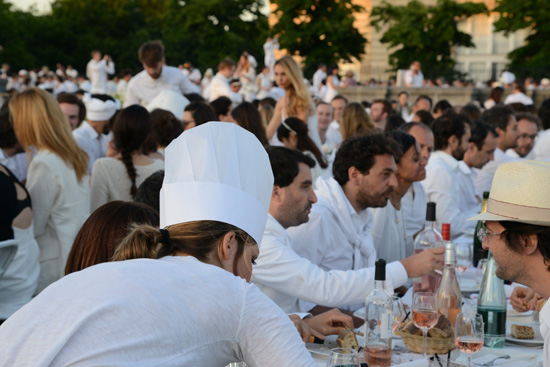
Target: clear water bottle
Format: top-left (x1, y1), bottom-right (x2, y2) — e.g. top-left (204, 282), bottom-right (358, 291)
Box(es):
top-left (364, 259), bottom-right (392, 366)
top-left (477, 251), bottom-right (506, 348)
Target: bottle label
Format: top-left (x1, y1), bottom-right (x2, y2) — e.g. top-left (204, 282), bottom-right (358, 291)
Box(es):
top-left (380, 311), bottom-right (392, 339)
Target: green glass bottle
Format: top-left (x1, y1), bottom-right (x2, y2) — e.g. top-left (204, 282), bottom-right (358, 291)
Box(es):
top-left (477, 251), bottom-right (506, 348)
top-left (473, 192), bottom-right (489, 267)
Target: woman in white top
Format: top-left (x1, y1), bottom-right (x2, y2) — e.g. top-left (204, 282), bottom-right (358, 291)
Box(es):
top-left (235, 54), bottom-right (256, 102)
top-left (90, 105), bottom-right (163, 211)
top-left (323, 64), bottom-right (341, 103)
top-left (371, 131), bottom-right (427, 263)
top-left (265, 56), bottom-right (322, 149)
top-left (9, 88), bottom-right (90, 293)
top-left (256, 66), bottom-right (272, 100)
top-left (277, 117), bottom-right (330, 188)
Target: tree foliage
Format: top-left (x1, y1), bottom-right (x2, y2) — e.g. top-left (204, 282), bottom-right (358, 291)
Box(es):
top-left (270, 0), bottom-right (367, 77)
top-left (493, 0), bottom-right (550, 79)
top-left (0, 0), bottom-right (268, 74)
top-left (370, 0), bottom-right (487, 80)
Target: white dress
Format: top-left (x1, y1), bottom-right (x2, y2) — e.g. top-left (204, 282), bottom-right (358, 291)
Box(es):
top-left (0, 256), bottom-right (316, 367)
top-left (26, 150), bottom-right (90, 293)
top-left (323, 75), bottom-right (339, 103)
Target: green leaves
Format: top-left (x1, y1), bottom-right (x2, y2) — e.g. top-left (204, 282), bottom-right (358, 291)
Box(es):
top-left (271, 0), bottom-right (367, 77)
top-left (370, 0), bottom-right (486, 80)
top-left (0, 0), bottom-right (268, 74)
top-left (493, 0), bottom-right (550, 78)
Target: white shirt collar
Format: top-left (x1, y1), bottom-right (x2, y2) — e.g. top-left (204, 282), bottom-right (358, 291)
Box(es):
top-left (432, 150), bottom-right (459, 171)
top-left (80, 121), bottom-right (100, 140)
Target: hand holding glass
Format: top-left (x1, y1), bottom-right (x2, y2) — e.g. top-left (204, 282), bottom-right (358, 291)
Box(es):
top-left (326, 348), bottom-right (360, 367)
top-left (412, 292), bottom-right (438, 359)
top-left (455, 312), bottom-right (484, 367)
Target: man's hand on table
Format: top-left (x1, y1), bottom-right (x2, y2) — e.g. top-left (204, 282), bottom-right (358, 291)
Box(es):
top-left (510, 286), bottom-right (546, 312)
top-left (303, 308), bottom-right (354, 340)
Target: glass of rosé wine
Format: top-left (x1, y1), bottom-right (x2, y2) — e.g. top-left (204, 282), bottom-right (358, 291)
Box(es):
top-left (412, 292), bottom-right (438, 359)
top-left (455, 312), bottom-right (484, 367)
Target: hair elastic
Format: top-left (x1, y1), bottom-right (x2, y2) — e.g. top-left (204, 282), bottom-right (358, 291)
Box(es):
top-left (159, 228), bottom-right (170, 244)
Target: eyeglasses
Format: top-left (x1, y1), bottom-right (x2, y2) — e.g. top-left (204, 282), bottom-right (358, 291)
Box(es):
top-left (477, 227), bottom-right (504, 242)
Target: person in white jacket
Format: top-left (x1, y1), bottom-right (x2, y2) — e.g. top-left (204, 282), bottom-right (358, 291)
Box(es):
top-left (9, 88), bottom-right (90, 293)
top-left (252, 145), bottom-right (444, 314)
top-left (86, 50), bottom-right (114, 94)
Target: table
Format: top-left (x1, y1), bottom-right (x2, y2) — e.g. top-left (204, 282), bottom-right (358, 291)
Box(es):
top-left (310, 265), bottom-right (544, 366)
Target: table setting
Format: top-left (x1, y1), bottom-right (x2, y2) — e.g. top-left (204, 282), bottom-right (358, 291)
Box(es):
top-left (308, 264), bottom-right (544, 367)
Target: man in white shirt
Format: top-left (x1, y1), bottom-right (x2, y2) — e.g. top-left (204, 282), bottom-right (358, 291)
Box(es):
top-left (469, 161), bottom-right (550, 367)
top-left (533, 100), bottom-right (550, 161)
top-left (404, 61), bottom-right (424, 87)
top-left (86, 50), bottom-right (115, 94)
top-left (316, 102), bottom-right (340, 157)
top-left (475, 105), bottom-right (518, 195)
top-left (312, 64), bottom-right (327, 98)
top-left (370, 99), bottom-right (391, 131)
top-left (208, 58), bottom-right (241, 104)
top-left (57, 93), bottom-right (86, 130)
top-left (422, 111), bottom-right (474, 240)
top-left (399, 122), bottom-right (434, 250)
top-left (504, 81), bottom-right (533, 106)
top-left (123, 41), bottom-right (199, 108)
top-left (506, 113), bottom-right (539, 159)
top-left (458, 121), bottom-right (498, 217)
top-left (327, 95), bottom-right (347, 141)
top-left (252, 146), bottom-right (444, 313)
top-left (411, 94), bottom-right (433, 116)
top-left (74, 96), bottom-right (118, 173)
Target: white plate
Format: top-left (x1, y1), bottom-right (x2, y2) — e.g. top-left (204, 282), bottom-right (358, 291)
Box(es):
top-left (505, 321), bottom-right (543, 346)
top-left (460, 278), bottom-right (480, 293)
top-left (507, 304), bottom-right (535, 317)
top-left (450, 347), bottom-right (540, 366)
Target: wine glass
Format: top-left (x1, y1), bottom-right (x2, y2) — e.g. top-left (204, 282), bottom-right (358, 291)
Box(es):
top-left (326, 348), bottom-right (360, 367)
top-left (455, 242), bottom-right (473, 284)
top-left (392, 295), bottom-right (406, 334)
top-left (476, 259), bottom-right (488, 287)
top-left (455, 312), bottom-right (484, 367)
top-left (412, 292), bottom-right (438, 359)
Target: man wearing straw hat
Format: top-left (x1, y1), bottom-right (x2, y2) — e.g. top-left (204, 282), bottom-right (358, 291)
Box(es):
top-left (470, 160), bottom-right (550, 366)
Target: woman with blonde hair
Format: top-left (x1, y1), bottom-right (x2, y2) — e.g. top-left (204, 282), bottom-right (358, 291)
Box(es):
top-left (266, 55), bottom-right (322, 148)
top-left (9, 87), bottom-right (90, 293)
top-left (340, 102), bottom-right (376, 141)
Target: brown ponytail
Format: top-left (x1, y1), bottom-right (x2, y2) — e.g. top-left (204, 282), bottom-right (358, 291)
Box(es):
top-left (120, 149), bottom-right (138, 196)
top-left (112, 221), bottom-right (254, 276)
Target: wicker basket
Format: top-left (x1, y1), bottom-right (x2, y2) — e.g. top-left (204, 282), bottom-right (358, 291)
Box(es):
top-left (398, 331), bottom-right (456, 354)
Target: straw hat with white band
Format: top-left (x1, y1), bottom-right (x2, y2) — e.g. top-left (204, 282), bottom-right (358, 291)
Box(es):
top-left (469, 160), bottom-right (550, 226)
top-left (160, 121), bottom-right (274, 244)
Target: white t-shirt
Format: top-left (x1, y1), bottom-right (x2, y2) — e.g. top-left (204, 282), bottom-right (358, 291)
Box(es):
top-left (123, 66), bottom-right (199, 107)
top-left (72, 122), bottom-right (109, 174)
top-left (0, 256), bottom-right (316, 367)
top-left (86, 59), bottom-right (115, 94)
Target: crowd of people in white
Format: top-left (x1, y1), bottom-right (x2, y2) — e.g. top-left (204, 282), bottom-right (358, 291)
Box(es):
top-left (1, 38), bottom-right (550, 366)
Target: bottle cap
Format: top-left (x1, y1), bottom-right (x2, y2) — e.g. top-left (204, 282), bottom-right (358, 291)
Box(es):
top-left (375, 259), bottom-right (386, 281)
top-left (444, 241), bottom-right (456, 264)
top-left (441, 223), bottom-right (451, 241)
top-left (483, 191), bottom-right (490, 199)
top-left (426, 202), bottom-right (436, 221)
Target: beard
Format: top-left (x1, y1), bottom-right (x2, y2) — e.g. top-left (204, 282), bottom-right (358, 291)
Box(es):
top-left (452, 146), bottom-right (466, 161)
top-left (356, 186), bottom-right (392, 211)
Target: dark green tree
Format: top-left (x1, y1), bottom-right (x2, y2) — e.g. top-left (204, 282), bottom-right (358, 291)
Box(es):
top-left (0, 0), bottom-right (268, 75)
top-left (370, 0), bottom-right (487, 81)
top-left (270, 0), bottom-right (367, 77)
top-left (493, 0), bottom-right (550, 79)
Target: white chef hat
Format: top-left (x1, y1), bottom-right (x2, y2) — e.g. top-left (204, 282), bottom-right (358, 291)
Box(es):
top-left (146, 90), bottom-right (189, 121)
top-left (160, 121), bottom-right (274, 245)
top-left (85, 96), bottom-right (118, 121)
